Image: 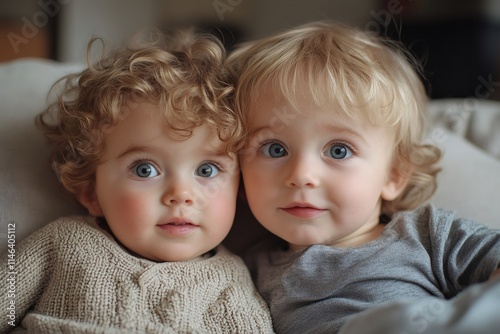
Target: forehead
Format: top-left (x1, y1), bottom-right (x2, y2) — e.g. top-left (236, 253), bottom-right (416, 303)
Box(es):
top-left (248, 88), bottom-right (353, 126)
top-left (247, 80), bottom-right (400, 134)
top-left (103, 102), bottom-right (228, 154)
top-left (247, 89), bottom-right (398, 148)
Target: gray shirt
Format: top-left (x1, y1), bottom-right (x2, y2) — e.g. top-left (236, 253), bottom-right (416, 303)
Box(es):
top-left (247, 204), bottom-right (500, 333)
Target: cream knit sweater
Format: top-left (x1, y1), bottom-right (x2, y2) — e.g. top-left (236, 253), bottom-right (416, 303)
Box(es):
top-left (1, 216), bottom-right (274, 333)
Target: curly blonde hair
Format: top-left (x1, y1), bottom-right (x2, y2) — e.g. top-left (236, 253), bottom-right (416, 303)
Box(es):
top-left (37, 29), bottom-right (242, 199)
top-left (228, 21), bottom-right (441, 214)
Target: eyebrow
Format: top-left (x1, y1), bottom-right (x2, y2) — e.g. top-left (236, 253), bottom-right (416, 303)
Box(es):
top-left (248, 122), bottom-right (370, 146)
top-left (117, 145), bottom-right (234, 160)
top-left (323, 124), bottom-right (370, 146)
top-left (117, 145), bottom-right (150, 159)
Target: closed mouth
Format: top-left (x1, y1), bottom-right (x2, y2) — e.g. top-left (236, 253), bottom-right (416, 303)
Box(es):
top-left (282, 202), bottom-right (321, 210)
top-left (158, 217), bottom-right (197, 227)
top-left (156, 218), bottom-right (199, 235)
top-left (280, 202), bottom-right (326, 218)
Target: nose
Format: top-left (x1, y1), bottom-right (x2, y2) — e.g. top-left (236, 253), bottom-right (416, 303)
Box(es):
top-left (162, 179), bottom-right (195, 206)
top-left (285, 154), bottom-right (320, 189)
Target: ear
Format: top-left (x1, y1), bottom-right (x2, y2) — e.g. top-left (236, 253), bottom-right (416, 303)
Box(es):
top-left (381, 162), bottom-right (411, 201)
top-left (77, 183), bottom-right (103, 217)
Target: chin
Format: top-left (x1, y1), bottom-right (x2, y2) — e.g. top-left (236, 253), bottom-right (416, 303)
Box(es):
top-left (284, 232), bottom-right (325, 247)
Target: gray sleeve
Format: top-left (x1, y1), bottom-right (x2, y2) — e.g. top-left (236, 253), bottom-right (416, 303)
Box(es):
top-left (339, 278), bottom-right (500, 334)
top-left (425, 207), bottom-right (500, 294)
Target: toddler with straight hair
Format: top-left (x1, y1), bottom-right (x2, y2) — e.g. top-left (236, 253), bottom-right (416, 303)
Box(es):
top-left (228, 21), bottom-right (500, 333)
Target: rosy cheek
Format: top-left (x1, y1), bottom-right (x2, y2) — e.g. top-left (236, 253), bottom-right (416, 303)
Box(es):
top-left (112, 192), bottom-right (147, 220)
top-left (211, 194), bottom-right (236, 225)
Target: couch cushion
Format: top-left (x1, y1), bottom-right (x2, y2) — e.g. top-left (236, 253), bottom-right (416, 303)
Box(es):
top-left (0, 59), bottom-right (86, 245)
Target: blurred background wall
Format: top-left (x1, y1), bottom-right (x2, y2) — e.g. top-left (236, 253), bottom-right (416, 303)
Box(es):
top-left (1, 0), bottom-right (499, 100)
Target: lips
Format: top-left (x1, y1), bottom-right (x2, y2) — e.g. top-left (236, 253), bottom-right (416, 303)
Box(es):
top-left (162, 217), bottom-right (194, 225)
top-left (157, 218), bottom-right (198, 235)
top-left (280, 202), bottom-right (326, 218)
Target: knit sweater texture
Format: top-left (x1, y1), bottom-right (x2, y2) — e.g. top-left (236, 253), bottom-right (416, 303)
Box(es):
top-left (1, 216), bottom-right (274, 333)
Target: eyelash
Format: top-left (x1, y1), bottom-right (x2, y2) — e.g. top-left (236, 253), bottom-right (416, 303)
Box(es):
top-left (128, 158), bottom-right (159, 172)
top-left (258, 139), bottom-right (284, 149)
top-left (128, 159), bottom-right (227, 173)
top-left (328, 140), bottom-right (357, 154)
top-left (258, 139), bottom-right (286, 154)
top-left (202, 160), bottom-right (225, 173)
top-left (256, 139), bottom-right (357, 159)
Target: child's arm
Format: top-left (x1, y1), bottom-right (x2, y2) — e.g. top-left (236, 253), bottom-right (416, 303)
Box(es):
top-left (431, 216), bottom-right (500, 292)
top-left (1, 222), bottom-right (56, 332)
top-left (339, 278), bottom-right (500, 334)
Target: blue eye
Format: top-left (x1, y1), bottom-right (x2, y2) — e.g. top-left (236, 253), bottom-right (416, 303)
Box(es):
top-left (326, 144), bottom-right (352, 160)
top-left (133, 163), bottom-right (159, 178)
top-left (196, 163), bottom-right (220, 178)
top-left (261, 142), bottom-right (288, 158)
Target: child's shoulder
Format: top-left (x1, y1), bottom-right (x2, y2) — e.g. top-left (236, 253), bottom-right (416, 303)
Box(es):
top-left (43, 215), bottom-right (101, 233)
top-left (392, 203), bottom-right (453, 223)
top-left (199, 245), bottom-right (259, 279)
top-left (24, 215), bottom-right (108, 245)
top-left (209, 245), bottom-right (248, 268)
top-left (13, 215), bottom-right (110, 260)
top-left (389, 203), bottom-right (496, 238)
